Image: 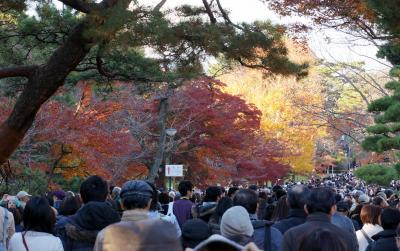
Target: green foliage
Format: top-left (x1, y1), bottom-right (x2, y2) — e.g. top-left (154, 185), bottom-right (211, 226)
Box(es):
top-left (363, 0), bottom-right (400, 153)
top-left (354, 164), bottom-right (399, 186)
top-left (0, 165), bottom-right (48, 195)
top-left (53, 176), bottom-right (83, 193)
top-left (368, 96), bottom-right (393, 112)
top-left (366, 124), bottom-right (390, 134)
top-left (362, 135), bottom-right (387, 152)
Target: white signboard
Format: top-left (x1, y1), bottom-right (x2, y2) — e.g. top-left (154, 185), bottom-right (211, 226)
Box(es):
top-left (166, 165), bottom-right (183, 177)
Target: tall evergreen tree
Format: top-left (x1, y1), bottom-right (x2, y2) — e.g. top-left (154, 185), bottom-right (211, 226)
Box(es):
top-left (0, 0), bottom-right (307, 166)
top-left (362, 0), bottom-right (400, 153)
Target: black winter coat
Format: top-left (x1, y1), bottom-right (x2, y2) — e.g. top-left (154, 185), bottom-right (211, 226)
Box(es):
top-left (56, 201), bottom-right (120, 251)
top-left (366, 229), bottom-right (398, 251)
top-left (273, 208), bottom-right (307, 234)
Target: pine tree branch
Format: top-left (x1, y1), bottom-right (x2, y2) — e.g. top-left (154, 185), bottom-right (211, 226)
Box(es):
top-left (202, 0), bottom-right (217, 24)
top-left (215, 0), bottom-right (243, 30)
top-left (0, 65), bottom-right (38, 80)
top-left (58, 0), bottom-right (119, 14)
top-left (154, 0), bottom-right (167, 12)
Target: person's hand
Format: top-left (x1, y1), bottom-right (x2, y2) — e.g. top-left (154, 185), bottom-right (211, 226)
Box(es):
top-left (2, 194), bottom-right (8, 201)
top-left (244, 242), bottom-right (261, 251)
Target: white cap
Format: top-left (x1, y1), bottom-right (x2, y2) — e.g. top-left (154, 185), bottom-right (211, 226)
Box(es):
top-left (16, 191), bottom-right (31, 199)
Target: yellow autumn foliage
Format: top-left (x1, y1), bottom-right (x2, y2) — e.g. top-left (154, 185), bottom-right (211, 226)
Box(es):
top-left (218, 40), bottom-right (326, 174)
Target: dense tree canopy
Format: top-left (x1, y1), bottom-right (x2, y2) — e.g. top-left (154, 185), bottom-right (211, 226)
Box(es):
top-left (0, 0), bottom-right (307, 168)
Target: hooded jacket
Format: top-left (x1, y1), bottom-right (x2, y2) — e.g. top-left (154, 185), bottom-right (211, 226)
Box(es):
top-left (56, 201), bottom-right (120, 251)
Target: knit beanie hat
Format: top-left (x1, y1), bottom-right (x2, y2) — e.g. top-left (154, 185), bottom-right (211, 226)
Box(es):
top-left (220, 206), bottom-right (254, 238)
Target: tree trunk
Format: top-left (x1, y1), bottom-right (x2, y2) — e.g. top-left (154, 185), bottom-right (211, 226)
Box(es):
top-left (147, 97), bottom-right (169, 183)
top-left (0, 21), bottom-right (93, 166)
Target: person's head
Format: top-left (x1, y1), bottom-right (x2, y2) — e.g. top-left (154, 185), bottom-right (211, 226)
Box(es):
top-left (220, 206), bottom-right (254, 239)
top-left (248, 185), bottom-right (258, 191)
top-left (299, 228), bottom-right (347, 251)
top-left (360, 205), bottom-right (382, 225)
top-left (23, 196), bottom-right (56, 234)
top-left (53, 190), bottom-right (66, 201)
top-left (336, 201), bottom-right (350, 216)
top-left (287, 185), bottom-right (310, 209)
top-left (120, 180), bottom-right (154, 210)
top-left (178, 180), bottom-right (193, 197)
top-left (145, 181), bottom-right (159, 211)
top-left (204, 186), bottom-right (222, 203)
top-left (16, 191), bottom-right (31, 204)
top-left (111, 187), bottom-right (121, 200)
top-left (271, 195), bottom-right (289, 222)
top-left (80, 175), bottom-right (108, 204)
top-left (233, 189), bottom-right (257, 214)
top-left (372, 196), bottom-right (389, 208)
top-left (214, 197), bottom-right (233, 218)
top-left (305, 188), bottom-right (336, 215)
top-left (380, 208), bottom-right (400, 230)
top-left (227, 187), bottom-right (239, 199)
top-left (59, 195), bottom-right (82, 216)
top-left (182, 219), bottom-right (211, 249)
top-left (357, 194), bottom-right (370, 205)
top-left (159, 192), bottom-right (171, 204)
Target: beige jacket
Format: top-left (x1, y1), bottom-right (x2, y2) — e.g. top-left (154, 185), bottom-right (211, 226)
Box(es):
top-left (0, 207), bottom-right (15, 248)
top-left (93, 210), bottom-right (148, 251)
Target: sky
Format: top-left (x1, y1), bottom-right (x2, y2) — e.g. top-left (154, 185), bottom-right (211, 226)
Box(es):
top-left (49, 0), bottom-right (390, 71)
top-left (153, 0), bottom-right (390, 71)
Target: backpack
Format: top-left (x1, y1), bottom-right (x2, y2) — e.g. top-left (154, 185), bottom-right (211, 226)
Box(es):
top-left (252, 220), bottom-right (273, 251)
top-left (165, 202), bottom-right (182, 237)
top-left (0, 207), bottom-right (9, 251)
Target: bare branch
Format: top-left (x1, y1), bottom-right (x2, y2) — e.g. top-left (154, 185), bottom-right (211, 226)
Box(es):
top-left (0, 65), bottom-right (38, 80)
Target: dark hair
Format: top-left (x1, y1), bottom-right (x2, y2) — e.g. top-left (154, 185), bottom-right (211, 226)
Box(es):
top-left (287, 185), bottom-right (309, 209)
top-left (146, 181), bottom-right (159, 211)
top-left (214, 197), bottom-right (233, 218)
top-left (45, 192), bottom-right (54, 207)
top-left (159, 192), bottom-right (171, 204)
top-left (178, 181), bottom-right (193, 197)
top-left (204, 186), bottom-right (222, 202)
top-left (80, 175), bottom-right (108, 204)
top-left (380, 208), bottom-right (400, 230)
top-left (306, 188), bottom-right (336, 214)
top-left (300, 228), bottom-right (347, 251)
top-left (8, 207), bottom-right (21, 225)
top-left (248, 185), bottom-right (258, 191)
top-left (233, 189), bottom-right (257, 214)
top-left (360, 205), bottom-right (381, 225)
top-left (59, 195), bottom-right (82, 216)
top-left (23, 197), bottom-right (55, 234)
top-left (271, 195), bottom-right (289, 222)
top-left (228, 187), bottom-right (239, 198)
top-left (372, 196), bottom-right (385, 207)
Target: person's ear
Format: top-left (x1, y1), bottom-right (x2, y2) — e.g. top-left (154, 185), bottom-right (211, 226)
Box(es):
top-left (304, 204), bottom-right (309, 215)
top-left (145, 199), bottom-right (153, 210)
top-left (330, 205), bottom-right (337, 216)
top-left (120, 200), bottom-right (125, 210)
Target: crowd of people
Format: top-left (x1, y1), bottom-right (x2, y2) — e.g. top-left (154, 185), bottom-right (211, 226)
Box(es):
top-left (0, 173), bottom-right (398, 251)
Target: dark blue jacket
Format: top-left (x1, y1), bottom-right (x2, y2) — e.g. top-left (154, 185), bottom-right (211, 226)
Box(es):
top-left (250, 215), bottom-right (282, 251)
